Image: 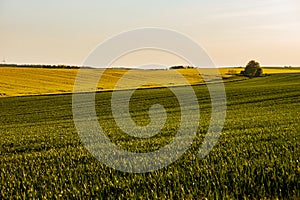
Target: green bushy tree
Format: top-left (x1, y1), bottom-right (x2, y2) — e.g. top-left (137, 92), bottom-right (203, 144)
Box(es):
top-left (241, 60), bottom-right (263, 77)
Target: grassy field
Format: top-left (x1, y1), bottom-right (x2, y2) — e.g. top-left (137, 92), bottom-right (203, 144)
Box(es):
top-left (0, 73), bottom-right (299, 199)
top-left (1, 66), bottom-right (300, 97)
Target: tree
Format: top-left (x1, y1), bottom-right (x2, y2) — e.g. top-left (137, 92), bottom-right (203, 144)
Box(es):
top-left (240, 60), bottom-right (263, 77)
top-left (170, 65), bottom-right (185, 69)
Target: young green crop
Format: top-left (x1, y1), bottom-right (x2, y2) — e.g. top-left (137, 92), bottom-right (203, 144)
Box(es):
top-left (0, 73), bottom-right (299, 199)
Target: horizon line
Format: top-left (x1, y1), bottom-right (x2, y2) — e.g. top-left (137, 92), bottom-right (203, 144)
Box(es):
top-left (1, 63), bottom-right (299, 69)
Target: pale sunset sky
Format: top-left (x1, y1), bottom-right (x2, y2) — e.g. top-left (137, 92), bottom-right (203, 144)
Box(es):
top-left (0, 0), bottom-right (299, 67)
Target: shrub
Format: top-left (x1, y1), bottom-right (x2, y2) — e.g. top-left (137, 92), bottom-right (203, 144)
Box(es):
top-left (241, 60), bottom-right (263, 77)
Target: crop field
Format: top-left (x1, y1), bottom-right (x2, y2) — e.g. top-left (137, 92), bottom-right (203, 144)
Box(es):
top-left (2, 66), bottom-right (300, 97)
top-left (0, 67), bottom-right (244, 97)
top-left (222, 67), bottom-right (300, 75)
top-left (0, 73), bottom-right (300, 199)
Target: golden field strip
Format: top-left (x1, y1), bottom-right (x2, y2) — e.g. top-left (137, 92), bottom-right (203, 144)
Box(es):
top-left (0, 67), bottom-right (299, 97)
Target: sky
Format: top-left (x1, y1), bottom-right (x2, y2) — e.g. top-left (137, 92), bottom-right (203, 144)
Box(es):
top-left (0, 0), bottom-right (300, 67)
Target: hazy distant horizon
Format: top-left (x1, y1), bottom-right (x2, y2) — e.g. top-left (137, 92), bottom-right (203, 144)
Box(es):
top-left (1, 62), bottom-right (299, 70)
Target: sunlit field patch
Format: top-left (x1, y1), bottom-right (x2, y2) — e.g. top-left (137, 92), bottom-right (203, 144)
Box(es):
top-left (2, 66), bottom-right (299, 97)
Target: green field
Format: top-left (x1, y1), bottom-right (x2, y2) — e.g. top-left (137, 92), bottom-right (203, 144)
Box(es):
top-left (1, 73), bottom-right (299, 199)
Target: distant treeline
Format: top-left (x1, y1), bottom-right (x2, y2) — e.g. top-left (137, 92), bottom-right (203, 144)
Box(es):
top-left (0, 64), bottom-right (81, 69)
top-left (169, 66), bottom-right (195, 69)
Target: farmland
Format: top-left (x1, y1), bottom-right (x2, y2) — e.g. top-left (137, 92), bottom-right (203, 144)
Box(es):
top-left (0, 72), bottom-right (299, 199)
top-left (0, 67), bottom-right (239, 97)
top-left (1, 66), bottom-right (300, 97)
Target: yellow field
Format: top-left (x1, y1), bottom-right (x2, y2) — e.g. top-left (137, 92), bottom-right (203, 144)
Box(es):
top-left (216, 67), bottom-right (300, 75)
top-left (0, 67), bottom-right (79, 97)
top-left (0, 68), bottom-right (206, 97)
top-left (0, 67), bottom-right (299, 97)
top-left (262, 67), bottom-right (300, 74)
